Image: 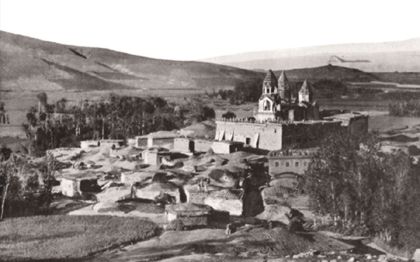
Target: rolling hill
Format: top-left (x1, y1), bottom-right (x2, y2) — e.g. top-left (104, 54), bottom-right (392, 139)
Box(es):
top-left (0, 30), bottom-right (263, 94)
top-left (203, 38), bottom-right (420, 72)
top-left (279, 64), bottom-right (377, 82)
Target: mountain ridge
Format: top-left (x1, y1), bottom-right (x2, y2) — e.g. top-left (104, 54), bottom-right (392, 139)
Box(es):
top-left (0, 30), bottom-right (263, 94)
top-left (203, 38), bottom-right (420, 72)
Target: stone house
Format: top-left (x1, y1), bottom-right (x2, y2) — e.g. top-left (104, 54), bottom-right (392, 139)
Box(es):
top-left (211, 141), bottom-right (243, 154)
top-left (165, 203), bottom-right (229, 229)
top-left (60, 174), bottom-right (99, 197)
top-left (142, 148), bottom-right (172, 166)
top-left (173, 137), bottom-right (194, 154)
top-left (324, 112), bottom-right (369, 137)
top-left (267, 148), bottom-right (318, 189)
top-left (194, 139), bottom-right (213, 153)
top-left (165, 203), bottom-right (213, 228)
top-left (135, 130), bottom-right (179, 149)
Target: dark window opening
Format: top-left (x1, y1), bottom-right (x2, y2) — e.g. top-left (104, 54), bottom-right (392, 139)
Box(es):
top-left (245, 137), bottom-right (251, 145)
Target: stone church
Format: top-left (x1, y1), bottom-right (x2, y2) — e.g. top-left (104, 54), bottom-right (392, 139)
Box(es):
top-left (255, 70), bottom-right (319, 122)
top-left (215, 69), bottom-right (368, 151)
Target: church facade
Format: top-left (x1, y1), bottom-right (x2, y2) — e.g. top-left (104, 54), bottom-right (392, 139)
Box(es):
top-left (255, 70), bottom-right (319, 122)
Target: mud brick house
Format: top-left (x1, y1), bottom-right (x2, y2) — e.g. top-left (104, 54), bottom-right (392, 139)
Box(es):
top-left (60, 173), bottom-right (100, 197)
top-left (165, 203), bottom-right (213, 228)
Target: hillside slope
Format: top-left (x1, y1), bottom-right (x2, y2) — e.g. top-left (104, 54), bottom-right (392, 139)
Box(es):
top-left (0, 31), bottom-right (263, 93)
top-left (279, 64), bottom-right (377, 82)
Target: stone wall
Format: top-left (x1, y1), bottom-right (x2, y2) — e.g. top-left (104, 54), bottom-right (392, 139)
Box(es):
top-left (211, 141), bottom-right (243, 154)
top-left (80, 140), bottom-right (100, 150)
top-left (149, 137), bottom-right (175, 149)
top-left (215, 120), bottom-right (283, 151)
top-left (174, 138), bottom-right (193, 153)
top-left (215, 119), bottom-right (342, 151)
top-left (281, 121), bottom-right (342, 148)
top-left (194, 139), bottom-right (213, 152)
top-left (324, 113), bottom-right (369, 137)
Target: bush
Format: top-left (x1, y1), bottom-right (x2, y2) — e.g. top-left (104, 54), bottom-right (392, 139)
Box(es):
top-left (221, 111), bottom-right (236, 119)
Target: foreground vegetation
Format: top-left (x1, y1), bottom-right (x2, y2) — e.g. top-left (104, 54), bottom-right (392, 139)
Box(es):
top-left (0, 153), bottom-right (57, 219)
top-left (305, 131), bottom-right (420, 253)
top-left (0, 215), bottom-right (158, 260)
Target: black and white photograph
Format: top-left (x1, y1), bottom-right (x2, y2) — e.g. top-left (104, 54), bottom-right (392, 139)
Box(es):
top-left (0, 0), bottom-right (420, 261)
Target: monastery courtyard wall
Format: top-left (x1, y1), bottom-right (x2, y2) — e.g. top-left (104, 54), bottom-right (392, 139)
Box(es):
top-left (215, 119), bottom-right (343, 151)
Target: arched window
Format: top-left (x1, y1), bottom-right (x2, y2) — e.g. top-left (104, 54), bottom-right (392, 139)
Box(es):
top-left (264, 100), bottom-right (271, 111)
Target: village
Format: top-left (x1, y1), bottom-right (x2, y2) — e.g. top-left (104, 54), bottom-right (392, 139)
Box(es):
top-left (3, 65), bottom-right (420, 261)
top-left (46, 71), bottom-right (369, 232)
top-left (1, 6), bottom-right (420, 258)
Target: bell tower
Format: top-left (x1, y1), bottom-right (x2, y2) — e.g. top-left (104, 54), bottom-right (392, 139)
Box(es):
top-left (262, 70), bottom-right (278, 95)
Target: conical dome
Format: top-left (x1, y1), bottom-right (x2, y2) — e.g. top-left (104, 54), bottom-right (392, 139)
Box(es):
top-left (262, 69), bottom-right (278, 95)
top-left (277, 71), bottom-right (290, 101)
top-left (298, 80), bottom-right (313, 103)
top-left (278, 71), bottom-right (290, 91)
top-left (263, 70), bottom-right (277, 86)
top-left (299, 80), bottom-right (311, 93)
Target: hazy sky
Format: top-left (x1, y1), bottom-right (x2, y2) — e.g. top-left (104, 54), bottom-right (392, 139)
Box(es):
top-left (0, 0), bottom-right (419, 60)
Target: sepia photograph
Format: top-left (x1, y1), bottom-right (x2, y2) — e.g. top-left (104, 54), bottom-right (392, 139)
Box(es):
top-left (0, 0), bottom-right (420, 261)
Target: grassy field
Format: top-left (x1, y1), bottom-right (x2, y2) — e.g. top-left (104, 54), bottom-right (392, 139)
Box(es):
top-left (0, 215), bottom-right (158, 261)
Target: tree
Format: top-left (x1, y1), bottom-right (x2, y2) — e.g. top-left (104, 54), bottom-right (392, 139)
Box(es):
top-left (222, 111), bottom-right (236, 119)
top-left (305, 130), bottom-right (419, 245)
top-left (0, 146), bottom-right (12, 161)
top-left (36, 92), bottom-right (48, 113)
top-left (0, 154), bottom-right (25, 220)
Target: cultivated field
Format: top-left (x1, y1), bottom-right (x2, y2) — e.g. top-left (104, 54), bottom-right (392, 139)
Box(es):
top-left (0, 215), bottom-right (158, 261)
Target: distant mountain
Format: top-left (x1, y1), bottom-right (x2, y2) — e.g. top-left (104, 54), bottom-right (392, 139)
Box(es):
top-left (0, 31), bottom-right (262, 94)
top-left (203, 38), bottom-right (420, 72)
top-left (279, 64), bottom-right (377, 82)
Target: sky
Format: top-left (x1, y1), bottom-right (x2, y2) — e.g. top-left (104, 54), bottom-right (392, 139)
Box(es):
top-left (0, 0), bottom-right (419, 60)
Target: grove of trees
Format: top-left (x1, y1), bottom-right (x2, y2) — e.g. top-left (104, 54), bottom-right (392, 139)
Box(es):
top-left (389, 100), bottom-right (420, 117)
top-left (23, 93), bottom-right (215, 156)
top-left (304, 130), bottom-right (420, 252)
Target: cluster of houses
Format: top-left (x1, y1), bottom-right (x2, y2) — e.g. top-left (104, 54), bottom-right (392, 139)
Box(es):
top-left (55, 70), bottom-right (369, 229)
